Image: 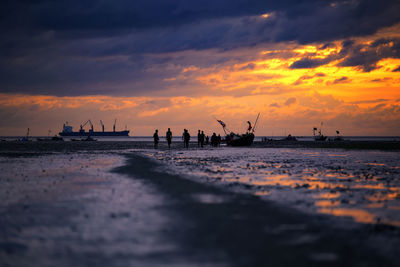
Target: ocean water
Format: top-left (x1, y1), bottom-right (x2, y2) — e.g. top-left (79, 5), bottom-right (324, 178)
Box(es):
top-left (2, 135), bottom-right (400, 142)
top-left (145, 147), bottom-right (400, 227)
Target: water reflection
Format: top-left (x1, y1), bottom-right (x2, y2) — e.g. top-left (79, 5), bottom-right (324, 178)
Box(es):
top-left (318, 208), bottom-right (376, 224)
top-left (150, 148), bottom-right (400, 227)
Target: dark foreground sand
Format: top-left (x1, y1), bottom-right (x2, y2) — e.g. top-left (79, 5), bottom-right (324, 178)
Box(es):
top-left (1, 141), bottom-right (400, 266)
top-left (117, 154), bottom-right (400, 266)
top-left (0, 139), bottom-right (400, 152)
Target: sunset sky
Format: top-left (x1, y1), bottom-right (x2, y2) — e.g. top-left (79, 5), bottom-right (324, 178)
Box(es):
top-left (1, 0), bottom-right (400, 136)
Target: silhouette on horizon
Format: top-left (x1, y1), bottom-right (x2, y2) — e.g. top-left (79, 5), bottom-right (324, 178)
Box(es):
top-left (166, 128), bottom-right (172, 149)
top-left (200, 131), bottom-right (205, 148)
top-left (198, 130), bottom-right (201, 147)
top-left (183, 129), bottom-right (190, 148)
top-left (153, 129), bottom-right (159, 149)
top-left (211, 133), bottom-right (218, 147)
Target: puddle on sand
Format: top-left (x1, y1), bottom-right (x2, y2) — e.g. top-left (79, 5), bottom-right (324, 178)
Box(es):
top-left (147, 148), bottom-right (400, 227)
top-left (0, 153), bottom-right (183, 266)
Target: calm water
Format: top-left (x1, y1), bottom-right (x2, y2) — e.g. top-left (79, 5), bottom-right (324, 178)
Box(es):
top-left (2, 136), bottom-right (400, 142)
top-left (145, 147), bottom-right (400, 227)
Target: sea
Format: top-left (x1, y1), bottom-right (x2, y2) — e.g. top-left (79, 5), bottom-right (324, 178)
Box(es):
top-left (2, 135), bottom-right (400, 142)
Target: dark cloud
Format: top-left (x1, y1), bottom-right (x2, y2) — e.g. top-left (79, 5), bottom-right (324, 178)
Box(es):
top-left (239, 63), bottom-right (256, 71)
top-left (333, 76), bottom-right (350, 84)
top-left (370, 78), bottom-right (392, 83)
top-left (393, 66), bottom-right (400, 72)
top-left (350, 99), bottom-right (389, 104)
top-left (319, 43), bottom-right (335, 50)
top-left (289, 58), bottom-right (328, 69)
top-left (269, 103), bottom-right (280, 108)
top-left (293, 73), bottom-right (325, 85)
top-left (284, 97), bottom-right (297, 106)
top-left (338, 38), bottom-right (400, 71)
top-left (290, 38), bottom-right (400, 72)
top-left (1, 0), bottom-right (400, 96)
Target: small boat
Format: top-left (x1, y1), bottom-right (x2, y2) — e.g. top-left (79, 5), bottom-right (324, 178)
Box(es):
top-left (226, 132), bottom-right (255, 146)
top-left (20, 128), bottom-right (31, 142)
top-left (37, 136), bottom-right (64, 142)
top-left (281, 134), bottom-right (297, 141)
top-left (333, 130), bottom-right (343, 141)
top-left (71, 136), bottom-right (97, 141)
top-left (51, 136), bottom-right (64, 141)
top-left (313, 125), bottom-right (327, 141)
top-left (217, 113), bottom-right (260, 147)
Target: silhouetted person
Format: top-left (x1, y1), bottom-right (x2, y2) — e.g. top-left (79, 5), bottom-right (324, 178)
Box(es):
top-left (183, 129), bottom-right (190, 148)
top-left (217, 134), bottom-right (222, 147)
top-left (182, 129), bottom-right (186, 147)
top-left (211, 133), bottom-right (217, 147)
top-left (200, 131), bottom-right (205, 147)
top-left (166, 128), bottom-right (172, 149)
top-left (205, 135), bottom-right (209, 145)
top-left (197, 130), bottom-right (201, 147)
top-left (153, 129), bottom-right (159, 149)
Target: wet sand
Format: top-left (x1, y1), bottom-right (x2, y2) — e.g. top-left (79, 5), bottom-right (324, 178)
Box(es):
top-left (117, 153), bottom-right (400, 266)
top-left (1, 139), bottom-right (400, 152)
top-left (1, 141), bottom-right (400, 266)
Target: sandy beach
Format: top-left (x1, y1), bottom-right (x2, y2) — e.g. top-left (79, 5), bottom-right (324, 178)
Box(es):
top-left (1, 141), bottom-right (400, 266)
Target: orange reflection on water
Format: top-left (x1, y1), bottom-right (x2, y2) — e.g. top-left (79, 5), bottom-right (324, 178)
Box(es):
top-left (254, 191), bottom-right (271, 196)
top-left (313, 192), bottom-right (341, 199)
top-left (315, 200), bottom-right (340, 207)
top-left (252, 174), bottom-right (349, 190)
top-left (365, 163), bottom-right (386, 166)
top-left (252, 174), bottom-right (295, 186)
top-left (367, 203), bottom-right (385, 208)
top-left (318, 208), bottom-right (375, 224)
top-left (352, 184), bottom-right (387, 190)
top-left (365, 191), bottom-right (400, 203)
top-left (324, 173), bottom-right (355, 180)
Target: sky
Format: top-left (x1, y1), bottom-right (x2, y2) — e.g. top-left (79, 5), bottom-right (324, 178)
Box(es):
top-left (1, 0), bottom-right (400, 136)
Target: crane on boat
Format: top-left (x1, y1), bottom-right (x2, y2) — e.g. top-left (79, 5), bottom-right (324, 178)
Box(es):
top-left (80, 120), bottom-right (94, 132)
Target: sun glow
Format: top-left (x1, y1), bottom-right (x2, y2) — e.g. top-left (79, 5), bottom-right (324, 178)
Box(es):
top-left (1, 25), bottom-right (400, 136)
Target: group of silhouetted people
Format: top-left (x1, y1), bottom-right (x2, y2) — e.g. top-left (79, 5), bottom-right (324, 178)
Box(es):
top-left (153, 128), bottom-right (222, 149)
top-left (210, 133), bottom-right (222, 147)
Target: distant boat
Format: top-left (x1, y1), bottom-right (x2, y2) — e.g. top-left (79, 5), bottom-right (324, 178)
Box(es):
top-left (217, 113), bottom-right (259, 147)
top-left (333, 130), bottom-right (344, 141)
top-left (226, 132), bottom-right (255, 146)
top-left (37, 136), bottom-right (64, 141)
top-left (59, 119), bottom-right (130, 137)
top-left (71, 136), bottom-right (97, 141)
top-left (313, 125), bottom-right (327, 141)
top-left (281, 134), bottom-right (297, 141)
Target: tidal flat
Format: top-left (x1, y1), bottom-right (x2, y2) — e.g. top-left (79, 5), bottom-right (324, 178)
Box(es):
top-left (1, 141), bottom-right (400, 266)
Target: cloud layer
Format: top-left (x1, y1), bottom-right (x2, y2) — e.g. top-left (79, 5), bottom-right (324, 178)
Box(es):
top-left (1, 0), bottom-right (400, 96)
top-left (1, 1), bottom-right (400, 136)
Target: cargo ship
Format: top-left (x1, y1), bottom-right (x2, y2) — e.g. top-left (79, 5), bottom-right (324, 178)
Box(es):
top-left (59, 120), bottom-right (130, 137)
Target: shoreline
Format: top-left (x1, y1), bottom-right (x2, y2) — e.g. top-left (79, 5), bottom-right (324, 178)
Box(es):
top-left (0, 140), bottom-right (400, 153)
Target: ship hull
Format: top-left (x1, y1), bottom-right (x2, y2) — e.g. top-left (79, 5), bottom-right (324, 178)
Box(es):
top-left (314, 135), bottom-right (327, 141)
top-left (59, 131), bottom-right (129, 137)
top-left (226, 133), bottom-right (255, 146)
